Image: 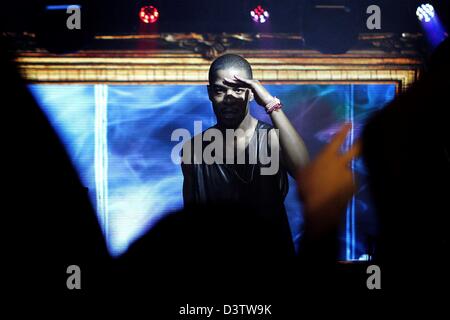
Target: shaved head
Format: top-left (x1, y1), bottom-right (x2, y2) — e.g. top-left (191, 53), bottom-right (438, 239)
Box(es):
top-left (208, 54), bottom-right (253, 84)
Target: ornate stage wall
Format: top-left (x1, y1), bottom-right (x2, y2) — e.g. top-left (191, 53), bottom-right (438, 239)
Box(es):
top-left (17, 47), bottom-right (422, 258)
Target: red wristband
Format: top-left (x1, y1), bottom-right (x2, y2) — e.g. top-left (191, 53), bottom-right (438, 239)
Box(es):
top-left (266, 97), bottom-right (282, 114)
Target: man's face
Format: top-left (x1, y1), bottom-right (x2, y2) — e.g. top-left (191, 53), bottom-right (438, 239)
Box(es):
top-left (207, 67), bottom-right (253, 129)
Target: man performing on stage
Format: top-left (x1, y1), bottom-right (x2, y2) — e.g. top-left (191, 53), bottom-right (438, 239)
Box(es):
top-left (181, 54), bottom-right (309, 255)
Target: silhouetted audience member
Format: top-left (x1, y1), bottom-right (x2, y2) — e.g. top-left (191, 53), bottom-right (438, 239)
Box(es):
top-left (362, 38), bottom-right (450, 299)
top-left (1, 36), bottom-right (110, 300)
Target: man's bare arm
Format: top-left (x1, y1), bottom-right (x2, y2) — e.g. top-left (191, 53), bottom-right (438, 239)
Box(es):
top-left (268, 109), bottom-right (309, 177)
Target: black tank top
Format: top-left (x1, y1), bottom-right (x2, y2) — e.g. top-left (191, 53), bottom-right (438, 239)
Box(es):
top-left (183, 120), bottom-right (294, 255)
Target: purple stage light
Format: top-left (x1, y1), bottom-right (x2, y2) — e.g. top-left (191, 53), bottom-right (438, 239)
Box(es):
top-left (250, 5), bottom-right (269, 24)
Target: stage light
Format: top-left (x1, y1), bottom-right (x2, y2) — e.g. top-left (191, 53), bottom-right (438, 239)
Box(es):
top-left (416, 3), bottom-right (435, 23)
top-left (415, 3), bottom-right (447, 48)
top-left (250, 5), bottom-right (269, 24)
top-left (139, 5), bottom-right (159, 24)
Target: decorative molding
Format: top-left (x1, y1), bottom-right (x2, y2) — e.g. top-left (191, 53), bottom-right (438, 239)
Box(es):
top-left (16, 49), bottom-right (422, 92)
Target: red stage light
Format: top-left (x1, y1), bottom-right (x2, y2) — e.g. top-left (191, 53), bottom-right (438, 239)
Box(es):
top-left (139, 5), bottom-right (159, 24)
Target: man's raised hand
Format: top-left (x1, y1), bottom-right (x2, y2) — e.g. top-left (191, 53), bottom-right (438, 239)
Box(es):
top-left (224, 74), bottom-right (274, 107)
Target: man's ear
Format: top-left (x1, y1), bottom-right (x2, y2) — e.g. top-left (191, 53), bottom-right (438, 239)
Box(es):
top-left (248, 89), bottom-right (254, 102)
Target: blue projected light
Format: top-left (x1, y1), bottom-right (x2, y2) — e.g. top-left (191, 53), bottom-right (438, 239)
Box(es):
top-left (30, 84), bottom-right (395, 258)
